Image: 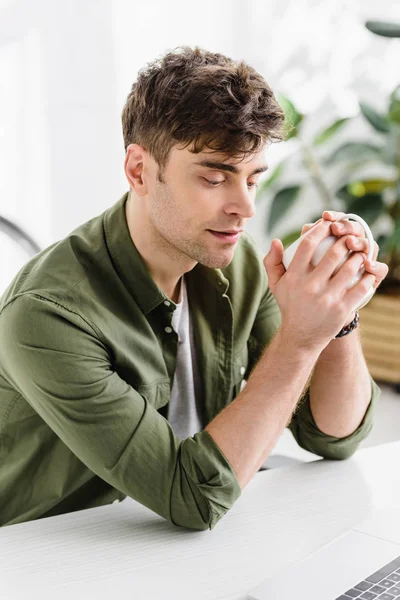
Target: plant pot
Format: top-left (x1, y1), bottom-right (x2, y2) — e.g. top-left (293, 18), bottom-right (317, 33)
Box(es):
top-left (359, 289), bottom-right (400, 393)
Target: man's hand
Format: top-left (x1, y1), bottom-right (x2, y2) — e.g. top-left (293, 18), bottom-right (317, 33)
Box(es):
top-left (301, 211), bottom-right (389, 325)
top-left (301, 211), bottom-right (388, 292)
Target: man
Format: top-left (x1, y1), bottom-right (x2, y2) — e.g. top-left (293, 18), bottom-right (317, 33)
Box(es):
top-left (0, 46), bottom-right (388, 529)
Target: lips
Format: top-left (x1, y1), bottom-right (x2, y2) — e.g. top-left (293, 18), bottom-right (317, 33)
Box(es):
top-left (208, 230), bottom-right (243, 243)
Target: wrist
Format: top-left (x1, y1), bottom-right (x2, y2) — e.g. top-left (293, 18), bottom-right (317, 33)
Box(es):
top-left (343, 310), bottom-right (357, 328)
top-left (277, 327), bottom-right (325, 360)
top-left (334, 309), bottom-right (360, 340)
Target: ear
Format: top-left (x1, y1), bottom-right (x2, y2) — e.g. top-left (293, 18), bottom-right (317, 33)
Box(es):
top-left (124, 144), bottom-right (148, 196)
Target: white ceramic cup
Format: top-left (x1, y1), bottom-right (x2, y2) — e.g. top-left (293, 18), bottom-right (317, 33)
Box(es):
top-left (282, 213), bottom-right (376, 311)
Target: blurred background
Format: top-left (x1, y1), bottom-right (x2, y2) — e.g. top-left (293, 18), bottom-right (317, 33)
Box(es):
top-left (0, 0), bottom-right (399, 463)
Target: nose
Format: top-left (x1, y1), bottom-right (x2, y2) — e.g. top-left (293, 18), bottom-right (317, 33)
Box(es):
top-left (225, 187), bottom-right (256, 219)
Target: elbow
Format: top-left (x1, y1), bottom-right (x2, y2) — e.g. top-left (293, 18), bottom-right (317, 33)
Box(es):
top-left (309, 441), bottom-right (360, 461)
top-left (322, 443), bottom-right (360, 461)
top-left (172, 517), bottom-right (211, 532)
top-left (169, 432), bottom-right (242, 531)
top-left (170, 494), bottom-right (210, 531)
top-left (169, 489), bottom-right (226, 532)
top-left (293, 428), bottom-right (362, 461)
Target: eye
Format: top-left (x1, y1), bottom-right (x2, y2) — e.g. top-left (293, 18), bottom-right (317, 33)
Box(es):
top-left (204, 179), bottom-right (225, 186)
top-left (203, 178), bottom-right (259, 189)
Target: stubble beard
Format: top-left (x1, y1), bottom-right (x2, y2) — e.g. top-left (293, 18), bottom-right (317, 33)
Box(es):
top-left (151, 179), bottom-right (236, 270)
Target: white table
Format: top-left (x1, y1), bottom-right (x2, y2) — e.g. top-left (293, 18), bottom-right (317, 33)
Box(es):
top-left (2, 440), bottom-right (400, 600)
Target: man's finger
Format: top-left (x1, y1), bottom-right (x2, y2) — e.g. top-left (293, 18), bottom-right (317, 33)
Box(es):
top-left (301, 219), bottom-right (323, 235)
top-left (263, 239), bottom-right (285, 291)
top-left (322, 211), bottom-right (366, 239)
top-left (322, 210), bottom-right (347, 221)
top-left (291, 219), bottom-right (332, 274)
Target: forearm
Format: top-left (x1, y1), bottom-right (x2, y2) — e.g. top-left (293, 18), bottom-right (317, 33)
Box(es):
top-left (309, 325), bottom-right (372, 438)
top-left (205, 330), bottom-right (320, 490)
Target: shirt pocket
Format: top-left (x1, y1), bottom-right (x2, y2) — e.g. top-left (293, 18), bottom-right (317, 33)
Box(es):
top-left (232, 345), bottom-right (249, 399)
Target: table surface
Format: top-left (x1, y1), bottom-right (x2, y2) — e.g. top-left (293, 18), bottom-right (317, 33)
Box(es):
top-left (2, 440), bottom-right (400, 600)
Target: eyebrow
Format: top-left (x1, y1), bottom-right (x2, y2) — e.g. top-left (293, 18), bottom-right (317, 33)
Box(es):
top-left (193, 160), bottom-right (268, 176)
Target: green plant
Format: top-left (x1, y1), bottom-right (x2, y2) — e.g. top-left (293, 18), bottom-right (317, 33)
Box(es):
top-left (258, 20), bottom-right (400, 293)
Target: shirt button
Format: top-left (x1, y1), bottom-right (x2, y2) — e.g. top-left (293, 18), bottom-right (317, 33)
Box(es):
top-left (165, 326), bottom-right (173, 334)
top-left (164, 300), bottom-right (170, 306)
top-left (112, 499), bottom-right (120, 504)
top-left (240, 366), bottom-right (246, 376)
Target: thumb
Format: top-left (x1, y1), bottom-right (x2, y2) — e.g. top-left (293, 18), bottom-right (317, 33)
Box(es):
top-left (263, 239), bottom-right (286, 290)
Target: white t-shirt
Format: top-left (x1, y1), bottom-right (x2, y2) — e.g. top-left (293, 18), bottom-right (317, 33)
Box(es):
top-left (168, 277), bottom-right (204, 440)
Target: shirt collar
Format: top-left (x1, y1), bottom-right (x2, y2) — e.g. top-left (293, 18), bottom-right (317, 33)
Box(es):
top-left (103, 192), bottom-right (230, 315)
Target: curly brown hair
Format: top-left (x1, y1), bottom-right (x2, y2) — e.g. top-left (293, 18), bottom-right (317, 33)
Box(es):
top-left (121, 45), bottom-right (285, 181)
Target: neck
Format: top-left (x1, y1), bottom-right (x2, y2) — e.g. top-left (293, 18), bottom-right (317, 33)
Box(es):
top-left (125, 191), bottom-right (195, 302)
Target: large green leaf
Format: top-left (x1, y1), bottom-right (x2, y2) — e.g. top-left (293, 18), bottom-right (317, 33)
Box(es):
top-left (312, 118), bottom-right (350, 146)
top-left (388, 85), bottom-right (400, 125)
top-left (324, 142), bottom-right (382, 165)
top-left (365, 20), bottom-right (400, 38)
top-left (266, 185), bottom-right (302, 234)
top-left (347, 179), bottom-right (396, 195)
top-left (334, 182), bottom-right (385, 224)
top-left (374, 233), bottom-right (400, 265)
top-left (277, 94), bottom-right (303, 140)
top-left (335, 185), bottom-right (354, 204)
top-left (376, 233), bottom-right (389, 255)
top-left (382, 217), bottom-right (400, 254)
top-left (346, 193), bottom-right (385, 225)
top-left (359, 101), bottom-right (391, 133)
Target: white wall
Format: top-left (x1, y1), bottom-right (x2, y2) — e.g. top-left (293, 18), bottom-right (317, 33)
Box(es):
top-left (0, 0), bottom-right (399, 291)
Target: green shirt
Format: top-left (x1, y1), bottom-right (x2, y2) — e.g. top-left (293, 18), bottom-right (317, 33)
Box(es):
top-left (0, 193), bottom-right (380, 529)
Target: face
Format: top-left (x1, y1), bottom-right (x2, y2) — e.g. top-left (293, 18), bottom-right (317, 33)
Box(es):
top-left (138, 144), bottom-right (268, 269)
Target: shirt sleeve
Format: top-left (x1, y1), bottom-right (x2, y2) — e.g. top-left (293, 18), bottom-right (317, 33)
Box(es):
top-left (288, 375), bottom-right (381, 460)
top-left (0, 294), bottom-right (241, 530)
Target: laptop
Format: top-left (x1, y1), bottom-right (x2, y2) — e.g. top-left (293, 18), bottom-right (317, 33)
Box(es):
top-left (247, 506), bottom-right (400, 600)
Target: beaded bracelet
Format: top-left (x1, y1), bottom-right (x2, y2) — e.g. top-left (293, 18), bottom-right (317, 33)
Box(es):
top-left (334, 310), bottom-right (360, 339)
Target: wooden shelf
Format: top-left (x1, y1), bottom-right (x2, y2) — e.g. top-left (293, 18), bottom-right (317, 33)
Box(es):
top-left (359, 293), bottom-right (400, 384)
